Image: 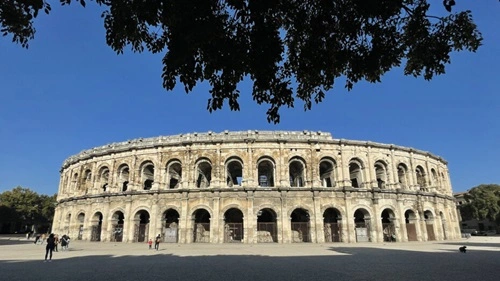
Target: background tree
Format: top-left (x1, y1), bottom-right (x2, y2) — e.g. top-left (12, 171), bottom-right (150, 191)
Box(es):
top-left (0, 186), bottom-right (57, 233)
top-left (1, 0), bottom-right (484, 123)
top-left (461, 184), bottom-right (500, 225)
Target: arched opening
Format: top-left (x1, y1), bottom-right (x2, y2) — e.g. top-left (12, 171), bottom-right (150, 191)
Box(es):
top-left (381, 209), bottom-right (396, 242)
top-left (374, 161), bottom-right (387, 189)
top-left (117, 164), bottom-right (129, 192)
top-left (166, 161), bottom-right (182, 189)
top-left (425, 210), bottom-right (436, 241)
top-left (224, 208), bottom-right (244, 242)
top-left (98, 166), bottom-right (109, 192)
top-left (72, 173), bottom-right (78, 191)
top-left (134, 210), bottom-right (150, 242)
top-left (77, 213), bottom-right (85, 240)
top-left (416, 166), bottom-right (427, 191)
top-left (162, 209), bottom-right (180, 243)
top-left (111, 211), bottom-right (125, 242)
top-left (431, 168), bottom-right (438, 188)
top-left (291, 208), bottom-right (311, 242)
top-left (193, 209), bottom-right (211, 242)
top-left (349, 160), bottom-right (363, 188)
top-left (196, 160), bottom-right (212, 188)
top-left (354, 209), bottom-right (371, 242)
top-left (257, 208), bottom-right (278, 243)
top-left (319, 158), bottom-right (336, 187)
top-left (289, 158), bottom-right (305, 187)
top-left (257, 158), bottom-right (275, 187)
top-left (323, 208), bottom-right (342, 242)
top-left (141, 162), bottom-right (154, 190)
top-left (84, 169), bottom-right (92, 191)
top-left (226, 158), bottom-right (243, 187)
top-left (405, 210), bottom-right (418, 241)
top-left (90, 212), bottom-right (103, 242)
top-left (398, 163), bottom-right (409, 189)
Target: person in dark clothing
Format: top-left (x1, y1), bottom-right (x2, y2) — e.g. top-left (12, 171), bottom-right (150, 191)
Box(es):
top-left (44, 233), bottom-right (56, 262)
top-left (154, 234), bottom-right (161, 251)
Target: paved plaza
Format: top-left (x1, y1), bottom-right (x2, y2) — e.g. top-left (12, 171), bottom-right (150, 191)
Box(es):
top-left (1, 236), bottom-right (499, 281)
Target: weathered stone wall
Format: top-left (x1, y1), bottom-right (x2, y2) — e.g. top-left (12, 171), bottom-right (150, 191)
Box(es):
top-left (52, 131), bottom-right (459, 243)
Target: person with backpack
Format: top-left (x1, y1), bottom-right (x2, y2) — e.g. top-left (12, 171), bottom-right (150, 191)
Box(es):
top-left (154, 234), bottom-right (161, 251)
top-left (44, 234), bottom-right (56, 262)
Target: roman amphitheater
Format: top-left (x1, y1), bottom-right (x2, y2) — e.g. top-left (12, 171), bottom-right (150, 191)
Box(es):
top-left (52, 130), bottom-right (460, 244)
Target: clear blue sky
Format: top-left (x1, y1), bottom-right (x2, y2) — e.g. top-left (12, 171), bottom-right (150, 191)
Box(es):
top-left (1, 2), bottom-right (498, 196)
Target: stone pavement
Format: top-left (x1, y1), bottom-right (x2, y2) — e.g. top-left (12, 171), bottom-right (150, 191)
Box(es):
top-left (0, 236), bottom-right (499, 281)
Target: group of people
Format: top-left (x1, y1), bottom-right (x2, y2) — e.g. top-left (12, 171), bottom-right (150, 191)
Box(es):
top-left (148, 234), bottom-right (162, 251)
top-left (32, 233), bottom-right (71, 262)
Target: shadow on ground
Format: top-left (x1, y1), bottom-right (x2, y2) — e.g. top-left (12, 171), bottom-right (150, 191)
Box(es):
top-left (1, 246), bottom-right (499, 281)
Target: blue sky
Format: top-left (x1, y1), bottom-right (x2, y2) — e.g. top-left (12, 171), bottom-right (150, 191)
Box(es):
top-left (0, 2), bottom-right (498, 196)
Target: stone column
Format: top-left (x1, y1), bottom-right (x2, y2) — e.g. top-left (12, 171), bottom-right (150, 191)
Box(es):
top-left (340, 143), bottom-right (350, 187)
top-left (396, 197), bottom-right (408, 242)
top-left (246, 190), bottom-right (255, 243)
top-left (245, 139), bottom-right (255, 187)
top-left (409, 151), bottom-right (416, 189)
top-left (313, 191), bottom-right (323, 243)
top-left (180, 192), bottom-right (190, 243)
top-left (372, 198), bottom-right (382, 242)
top-left (390, 148), bottom-right (398, 189)
top-left (366, 145), bottom-right (375, 188)
top-left (212, 193), bottom-right (220, 243)
top-left (343, 190), bottom-right (354, 242)
top-left (101, 199), bottom-right (110, 242)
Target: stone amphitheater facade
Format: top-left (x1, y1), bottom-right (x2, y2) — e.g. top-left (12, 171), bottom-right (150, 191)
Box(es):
top-left (52, 130), bottom-right (460, 244)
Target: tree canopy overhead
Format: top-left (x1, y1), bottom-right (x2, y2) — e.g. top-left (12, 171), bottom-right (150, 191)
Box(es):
top-left (1, 0), bottom-right (483, 123)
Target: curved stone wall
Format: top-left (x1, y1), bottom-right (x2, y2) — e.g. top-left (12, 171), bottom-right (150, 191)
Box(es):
top-left (52, 130), bottom-right (460, 243)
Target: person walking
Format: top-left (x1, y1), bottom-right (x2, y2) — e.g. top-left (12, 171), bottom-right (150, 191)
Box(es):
top-left (154, 234), bottom-right (161, 251)
top-left (148, 239), bottom-right (153, 250)
top-left (44, 234), bottom-right (56, 262)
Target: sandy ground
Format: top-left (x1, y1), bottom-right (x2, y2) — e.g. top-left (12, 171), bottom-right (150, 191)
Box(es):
top-left (0, 236), bottom-right (499, 281)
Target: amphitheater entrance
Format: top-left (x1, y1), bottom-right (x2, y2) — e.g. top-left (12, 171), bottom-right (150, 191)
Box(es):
top-left (424, 211), bottom-right (436, 241)
top-left (291, 208), bottom-right (311, 242)
top-left (257, 208), bottom-right (278, 243)
top-left (381, 209), bottom-right (396, 242)
top-left (224, 208), bottom-right (244, 243)
top-left (405, 210), bottom-right (418, 241)
top-left (110, 211), bottom-right (124, 242)
top-left (133, 210), bottom-right (150, 242)
top-left (90, 212), bottom-right (103, 242)
top-left (163, 209), bottom-right (180, 243)
top-left (354, 209), bottom-right (371, 242)
top-left (193, 209), bottom-right (211, 243)
top-left (323, 208), bottom-right (342, 242)
top-left (77, 213), bottom-right (85, 240)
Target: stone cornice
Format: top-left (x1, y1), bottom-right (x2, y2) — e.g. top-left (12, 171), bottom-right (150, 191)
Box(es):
top-left (61, 130), bottom-right (447, 170)
top-left (56, 186), bottom-right (455, 204)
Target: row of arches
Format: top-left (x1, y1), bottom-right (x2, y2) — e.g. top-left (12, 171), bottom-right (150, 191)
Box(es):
top-left (63, 155), bottom-right (449, 194)
top-left (60, 206), bottom-right (447, 244)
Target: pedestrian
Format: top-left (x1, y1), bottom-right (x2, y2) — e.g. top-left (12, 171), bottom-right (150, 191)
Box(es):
top-left (154, 234), bottom-right (161, 251)
top-left (34, 234), bottom-right (40, 244)
top-left (44, 234), bottom-right (56, 262)
top-left (54, 235), bottom-right (59, 252)
top-left (148, 239), bottom-right (153, 250)
top-left (60, 235), bottom-right (68, 251)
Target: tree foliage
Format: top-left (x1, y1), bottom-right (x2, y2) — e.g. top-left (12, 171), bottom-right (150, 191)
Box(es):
top-left (462, 184), bottom-right (500, 224)
top-left (1, 1), bottom-right (484, 123)
top-left (0, 186), bottom-right (57, 231)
